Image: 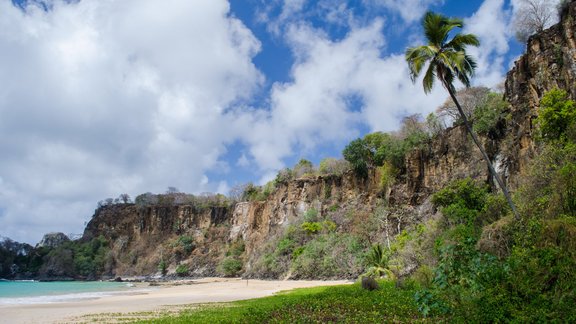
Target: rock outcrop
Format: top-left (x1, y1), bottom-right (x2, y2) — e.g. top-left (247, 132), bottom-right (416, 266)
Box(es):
top-left (82, 204), bottom-right (232, 276)
top-left (504, 0), bottom-right (576, 185)
top-left (36, 232), bottom-right (70, 249)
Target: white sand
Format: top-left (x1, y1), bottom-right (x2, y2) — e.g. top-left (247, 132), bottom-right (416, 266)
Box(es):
top-left (0, 278), bottom-right (350, 324)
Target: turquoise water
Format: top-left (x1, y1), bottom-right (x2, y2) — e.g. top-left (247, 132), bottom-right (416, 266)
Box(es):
top-left (0, 280), bottom-right (146, 304)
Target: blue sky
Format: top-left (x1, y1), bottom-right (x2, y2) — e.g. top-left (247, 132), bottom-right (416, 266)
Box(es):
top-left (0, 0), bottom-right (560, 243)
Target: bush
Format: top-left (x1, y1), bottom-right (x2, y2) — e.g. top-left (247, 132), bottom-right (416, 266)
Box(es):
top-left (303, 208), bottom-right (319, 222)
top-left (178, 236), bottom-right (195, 254)
top-left (293, 159), bottom-right (315, 178)
top-left (291, 233), bottom-right (365, 279)
top-left (537, 88), bottom-right (576, 142)
top-left (175, 264), bottom-right (189, 277)
top-left (274, 168), bottom-right (293, 184)
top-left (158, 260), bottom-right (168, 276)
top-left (219, 257), bottom-right (243, 277)
top-left (343, 138), bottom-right (372, 178)
top-left (318, 158), bottom-right (350, 175)
top-left (301, 222), bottom-right (322, 234)
top-left (472, 92), bottom-right (508, 137)
top-left (432, 178), bottom-right (489, 227)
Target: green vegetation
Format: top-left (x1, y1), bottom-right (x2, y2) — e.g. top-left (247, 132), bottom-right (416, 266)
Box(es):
top-left (175, 264), bottom-right (189, 277)
top-left (343, 124), bottom-right (427, 179)
top-left (140, 281), bottom-right (426, 323)
top-left (472, 92), bottom-right (508, 137)
top-left (218, 241), bottom-right (245, 277)
top-left (158, 259), bottom-right (168, 277)
top-left (363, 244), bottom-right (395, 279)
top-left (536, 88), bottom-right (576, 142)
top-left (249, 206), bottom-right (369, 279)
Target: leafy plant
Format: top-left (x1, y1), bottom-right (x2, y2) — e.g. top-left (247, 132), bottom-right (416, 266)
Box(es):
top-left (537, 88), bottom-right (576, 142)
top-left (301, 222), bottom-right (322, 234)
top-left (219, 257), bottom-right (243, 277)
top-left (175, 264), bottom-right (189, 277)
top-left (158, 259), bottom-right (168, 276)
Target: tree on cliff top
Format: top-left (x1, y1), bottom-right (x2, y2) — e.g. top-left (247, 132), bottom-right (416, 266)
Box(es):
top-left (405, 11), bottom-right (519, 219)
top-left (513, 0), bottom-right (556, 43)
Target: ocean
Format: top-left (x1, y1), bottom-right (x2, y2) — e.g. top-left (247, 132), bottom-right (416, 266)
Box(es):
top-left (0, 280), bottom-right (149, 305)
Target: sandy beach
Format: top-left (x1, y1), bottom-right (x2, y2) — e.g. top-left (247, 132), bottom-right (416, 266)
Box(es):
top-left (0, 278), bottom-right (350, 324)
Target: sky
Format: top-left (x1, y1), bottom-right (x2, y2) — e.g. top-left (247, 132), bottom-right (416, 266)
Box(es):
top-left (0, 0), bottom-right (561, 244)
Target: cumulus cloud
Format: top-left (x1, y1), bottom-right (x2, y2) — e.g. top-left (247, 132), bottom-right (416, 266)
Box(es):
top-left (0, 0), bottom-right (262, 243)
top-left (464, 0), bottom-right (511, 87)
top-left (242, 19), bottom-right (446, 176)
top-left (366, 0), bottom-right (443, 22)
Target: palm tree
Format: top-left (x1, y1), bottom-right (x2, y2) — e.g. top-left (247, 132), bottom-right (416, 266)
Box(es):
top-left (405, 11), bottom-right (519, 219)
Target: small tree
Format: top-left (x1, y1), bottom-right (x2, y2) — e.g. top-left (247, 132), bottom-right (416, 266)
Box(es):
top-left (536, 88), bottom-right (576, 142)
top-left (118, 193), bottom-right (131, 204)
top-left (166, 187), bottom-right (180, 194)
top-left (513, 0), bottom-right (556, 43)
top-left (343, 138), bottom-right (372, 178)
top-left (318, 158), bottom-right (350, 175)
top-left (436, 86), bottom-right (491, 126)
top-left (293, 159), bottom-right (315, 178)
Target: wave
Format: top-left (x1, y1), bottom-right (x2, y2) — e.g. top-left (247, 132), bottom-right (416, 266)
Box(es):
top-left (0, 287), bottom-right (154, 305)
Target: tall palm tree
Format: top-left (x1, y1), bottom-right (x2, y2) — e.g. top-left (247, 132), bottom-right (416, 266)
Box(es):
top-left (405, 11), bottom-right (519, 219)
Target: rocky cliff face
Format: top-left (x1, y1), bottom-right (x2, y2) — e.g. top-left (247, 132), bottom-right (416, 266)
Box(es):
top-left (230, 170), bottom-right (381, 269)
top-left (36, 232), bottom-right (70, 249)
top-left (403, 125), bottom-right (501, 205)
top-left (504, 0), bottom-right (576, 185)
top-left (82, 204), bottom-right (231, 276)
top-left (58, 2), bottom-right (576, 279)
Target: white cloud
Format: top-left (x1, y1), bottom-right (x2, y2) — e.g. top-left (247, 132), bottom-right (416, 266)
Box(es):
top-left (465, 0), bottom-right (510, 87)
top-left (0, 0), bottom-right (514, 245)
top-left (242, 19), bottom-right (445, 173)
top-left (366, 0), bottom-right (443, 22)
top-left (0, 0), bottom-right (262, 244)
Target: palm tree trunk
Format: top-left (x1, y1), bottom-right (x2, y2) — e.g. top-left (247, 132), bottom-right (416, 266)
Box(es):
top-left (445, 86), bottom-right (520, 220)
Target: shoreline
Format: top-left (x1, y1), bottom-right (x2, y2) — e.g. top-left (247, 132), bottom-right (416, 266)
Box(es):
top-left (0, 278), bottom-right (351, 324)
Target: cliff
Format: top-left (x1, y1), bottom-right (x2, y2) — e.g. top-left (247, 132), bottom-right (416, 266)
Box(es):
top-left (83, 3), bottom-right (576, 277)
top-left (504, 1), bottom-right (576, 185)
top-left (82, 204), bottom-right (231, 276)
top-left (6, 2), bottom-right (574, 280)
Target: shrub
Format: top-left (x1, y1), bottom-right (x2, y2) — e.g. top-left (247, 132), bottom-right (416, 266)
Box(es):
top-left (301, 222), bottom-right (322, 234)
top-left (303, 208), bottom-right (319, 222)
top-left (432, 178), bottom-right (489, 227)
top-left (242, 183), bottom-right (262, 201)
top-left (343, 138), bottom-right (372, 178)
top-left (293, 159), bottom-right (315, 178)
top-left (175, 264), bottom-right (189, 277)
top-left (291, 234), bottom-right (365, 279)
top-left (178, 236), bottom-right (195, 254)
top-left (274, 168), bottom-right (293, 184)
top-left (537, 88), bottom-right (576, 142)
top-left (318, 158), bottom-right (350, 175)
top-left (158, 260), bottom-right (168, 276)
top-left (219, 257), bottom-right (243, 277)
top-left (472, 92), bottom-right (508, 137)
top-left (378, 162), bottom-right (396, 191)
top-left (361, 276), bottom-right (379, 290)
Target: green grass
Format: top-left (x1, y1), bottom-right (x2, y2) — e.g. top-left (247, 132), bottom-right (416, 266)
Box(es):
top-left (139, 281), bottom-right (433, 323)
